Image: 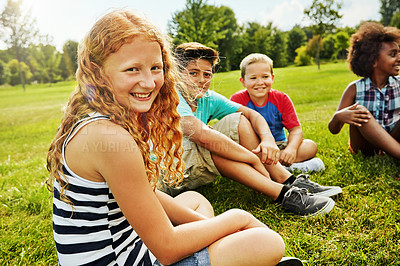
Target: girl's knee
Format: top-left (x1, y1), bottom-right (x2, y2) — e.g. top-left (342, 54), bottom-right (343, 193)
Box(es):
top-left (175, 191), bottom-right (214, 217)
top-left (250, 228), bottom-right (285, 264)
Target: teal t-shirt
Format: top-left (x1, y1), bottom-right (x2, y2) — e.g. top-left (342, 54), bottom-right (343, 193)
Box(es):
top-left (177, 90), bottom-right (241, 124)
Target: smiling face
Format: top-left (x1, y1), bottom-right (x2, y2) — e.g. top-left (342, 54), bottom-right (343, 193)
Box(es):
top-left (240, 62), bottom-right (274, 105)
top-left (182, 59), bottom-right (213, 99)
top-left (103, 36), bottom-right (164, 114)
top-left (373, 41), bottom-right (400, 77)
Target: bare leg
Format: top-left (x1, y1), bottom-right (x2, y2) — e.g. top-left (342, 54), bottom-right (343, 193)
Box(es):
top-left (390, 119), bottom-right (400, 142)
top-left (209, 227), bottom-right (285, 266)
top-left (174, 191), bottom-right (214, 218)
top-left (350, 117), bottom-right (400, 159)
top-left (237, 114), bottom-right (292, 183)
top-left (212, 153), bottom-right (283, 200)
top-left (294, 139), bottom-right (318, 162)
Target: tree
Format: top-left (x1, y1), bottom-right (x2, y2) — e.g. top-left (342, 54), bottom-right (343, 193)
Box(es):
top-left (380, 0), bottom-right (400, 26)
top-left (0, 60), bottom-right (10, 85)
top-left (168, 0), bottom-right (228, 49)
top-left (321, 34), bottom-right (336, 59)
top-left (214, 6), bottom-right (239, 71)
top-left (334, 31), bottom-right (349, 60)
top-left (294, 45), bottom-right (313, 66)
top-left (231, 22), bottom-right (289, 68)
top-left (390, 10), bottom-right (400, 28)
top-left (0, 0), bottom-right (38, 91)
top-left (28, 43), bottom-right (62, 83)
top-left (61, 40), bottom-right (78, 78)
top-left (287, 26), bottom-right (307, 63)
top-left (8, 58), bottom-right (32, 85)
top-left (268, 29), bottom-right (288, 67)
top-left (306, 35), bottom-right (322, 59)
top-left (304, 0), bottom-right (342, 69)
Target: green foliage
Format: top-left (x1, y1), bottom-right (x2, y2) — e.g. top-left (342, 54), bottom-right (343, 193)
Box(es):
top-left (304, 0), bottom-right (343, 36)
top-left (390, 9), bottom-right (400, 28)
top-left (214, 6), bottom-right (239, 72)
top-left (168, 0), bottom-right (290, 71)
top-left (321, 34), bottom-right (336, 59)
top-left (306, 35), bottom-right (322, 57)
top-left (294, 45), bottom-right (313, 66)
top-left (7, 59), bottom-right (32, 85)
top-left (2, 63), bottom-right (399, 265)
top-left (0, 0), bottom-right (39, 90)
top-left (27, 44), bottom-right (62, 83)
top-left (287, 26), bottom-right (307, 63)
top-left (380, 0), bottom-right (400, 26)
top-left (334, 31), bottom-right (350, 59)
top-left (0, 59), bottom-right (10, 84)
top-left (304, 0), bottom-right (343, 69)
top-left (0, 0), bottom-right (363, 85)
top-left (236, 22), bottom-right (288, 68)
top-left (61, 40), bottom-right (79, 79)
top-left (168, 0), bottom-right (229, 49)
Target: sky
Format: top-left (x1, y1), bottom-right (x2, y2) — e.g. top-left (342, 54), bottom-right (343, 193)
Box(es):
top-left (1, 0), bottom-right (381, 51)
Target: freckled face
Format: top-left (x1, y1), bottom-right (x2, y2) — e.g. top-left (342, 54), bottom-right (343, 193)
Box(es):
top-left (240, 62), bottom-right (274, 103)
top-left (103, 37), bottom-right (164, 114)
top-left (182, 59), bottom-right (213, 99)
top-left (374, 42), bottom-right (400, 77)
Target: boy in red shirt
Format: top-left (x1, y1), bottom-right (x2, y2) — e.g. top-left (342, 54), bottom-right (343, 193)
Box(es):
top-left (231, 53), bottom-right (325, 172)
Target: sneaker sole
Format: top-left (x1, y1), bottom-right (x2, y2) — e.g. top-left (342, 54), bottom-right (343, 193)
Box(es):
top-left (276, 257), bottom-right (303, 266)
top-left (312, 187), bottom-right (342, 197)
top-left (303, 197), bottom-right (335, 218)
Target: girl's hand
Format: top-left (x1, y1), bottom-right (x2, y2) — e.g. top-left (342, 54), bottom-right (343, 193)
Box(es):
top-left (336, 102), bottom-right (371, 127)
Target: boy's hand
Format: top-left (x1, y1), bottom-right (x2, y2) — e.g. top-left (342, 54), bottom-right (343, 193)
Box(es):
top-left (252, 140), bottom-right (280, 165)
top-left (336, 102), bottom-right (371, 127)
top-left (279, 147), bottom-right (296, 167)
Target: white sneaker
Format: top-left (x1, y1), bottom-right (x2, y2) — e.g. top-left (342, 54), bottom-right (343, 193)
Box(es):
top-left (284, 157), bottom-right (325, 173)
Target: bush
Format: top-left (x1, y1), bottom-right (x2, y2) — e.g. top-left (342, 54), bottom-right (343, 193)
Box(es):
top-left (294, 45), bottom-right (313, 66)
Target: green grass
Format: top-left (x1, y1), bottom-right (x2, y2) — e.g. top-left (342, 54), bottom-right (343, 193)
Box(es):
top-left (1, 62), bottom-right (399, 265)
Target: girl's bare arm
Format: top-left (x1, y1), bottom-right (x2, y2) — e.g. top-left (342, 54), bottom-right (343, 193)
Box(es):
top-left (85, 122), bottom-right (264, 265)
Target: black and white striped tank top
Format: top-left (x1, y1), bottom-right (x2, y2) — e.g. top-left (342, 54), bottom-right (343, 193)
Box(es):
top-left (52, 113), bottom-right (157, 265)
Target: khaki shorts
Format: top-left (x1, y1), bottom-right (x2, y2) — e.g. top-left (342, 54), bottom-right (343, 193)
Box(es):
top-left (159, 112), bottom-right (241, 196)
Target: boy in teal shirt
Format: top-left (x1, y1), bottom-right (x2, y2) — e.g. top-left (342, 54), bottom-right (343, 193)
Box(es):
top-left (159, 42), bottom-right (342, 217)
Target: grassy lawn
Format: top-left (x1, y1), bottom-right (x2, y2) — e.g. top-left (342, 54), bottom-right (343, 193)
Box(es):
top-left (1, 62), bottom-right (399, 265)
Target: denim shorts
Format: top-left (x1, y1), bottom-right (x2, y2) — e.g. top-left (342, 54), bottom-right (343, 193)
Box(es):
top-left (153, 247), bottom-right (210, 266)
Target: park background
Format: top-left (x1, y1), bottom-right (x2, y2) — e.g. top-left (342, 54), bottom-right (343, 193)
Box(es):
top-left (1, 0), bottom-right (400, 265)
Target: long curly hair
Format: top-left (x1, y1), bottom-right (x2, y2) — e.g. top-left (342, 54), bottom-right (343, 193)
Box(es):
top-left (347, 21), bottom-right (400, 78)
top-left (46, 9), bottom-right (184, 203)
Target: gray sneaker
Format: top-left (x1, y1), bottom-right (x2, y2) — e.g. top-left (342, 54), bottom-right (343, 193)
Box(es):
top-left (291, 174), bottom-right (342, 197)
top-left (281, 187), bottom-right (335, 217)
top-left (276, 257), bottom-right (303, 266)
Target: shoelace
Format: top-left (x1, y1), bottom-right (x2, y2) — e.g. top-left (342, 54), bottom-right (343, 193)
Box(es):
top-left (297, 175), bottom-right (320, 188)
top-left (284, 188), bottom-right (307, 205)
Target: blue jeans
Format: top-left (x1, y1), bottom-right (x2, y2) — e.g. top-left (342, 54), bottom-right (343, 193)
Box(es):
top-left (153, 247), bottom-right (210, 266)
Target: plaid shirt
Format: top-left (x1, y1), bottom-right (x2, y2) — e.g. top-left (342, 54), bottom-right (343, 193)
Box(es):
top-left (355, 76), bottom-right (400, 132)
